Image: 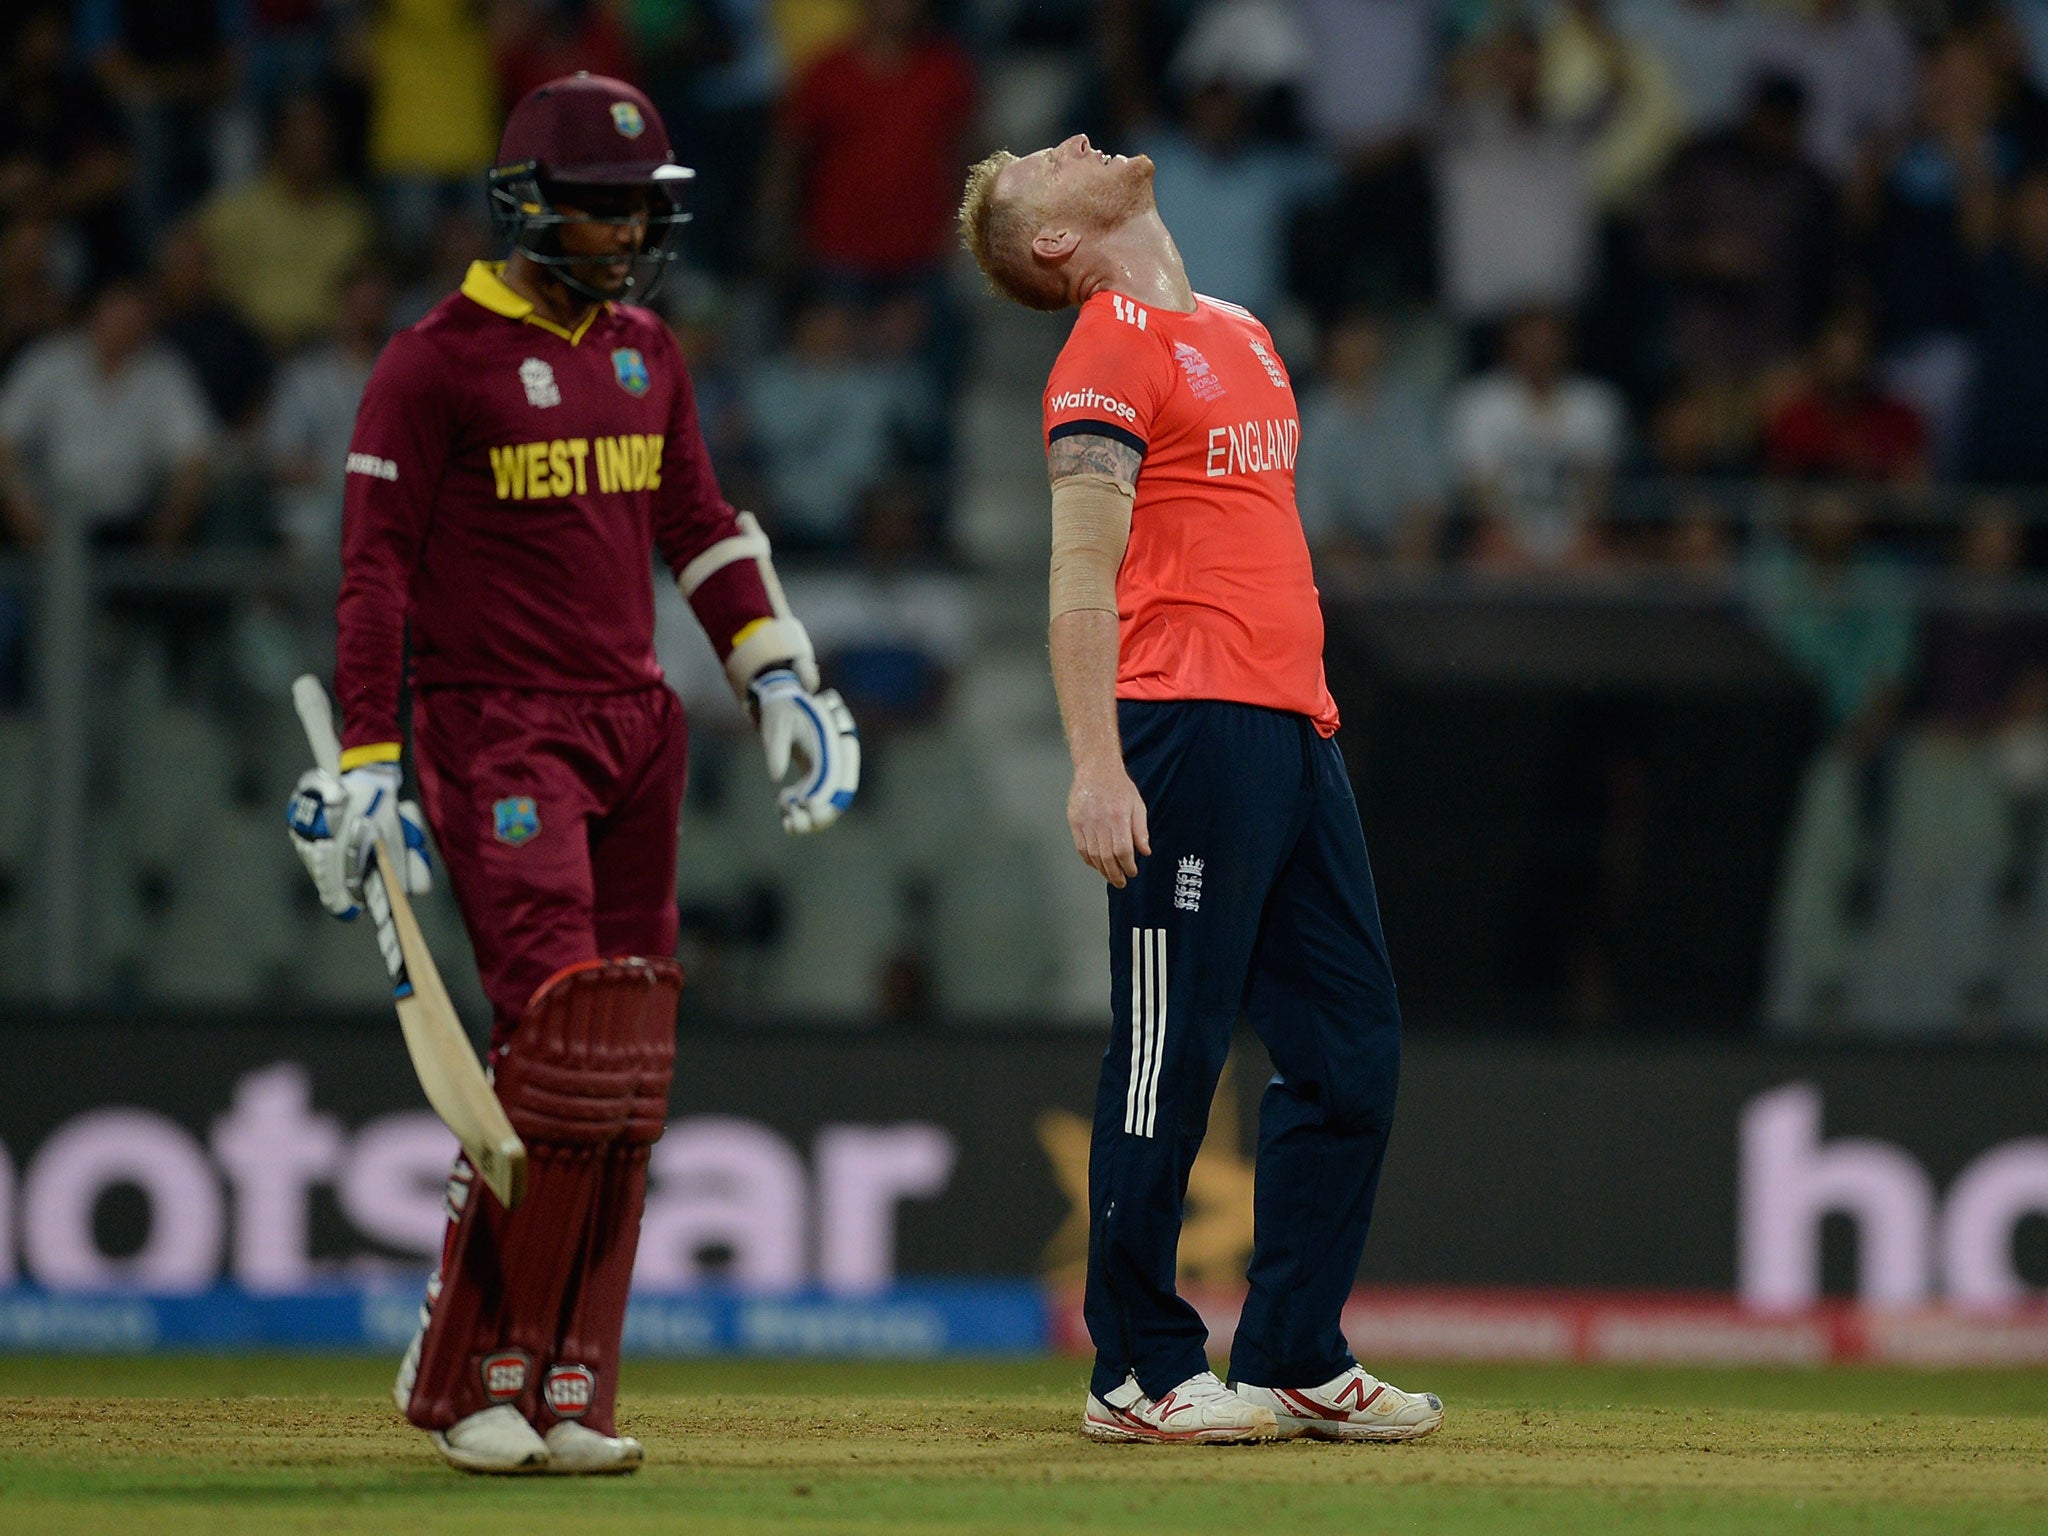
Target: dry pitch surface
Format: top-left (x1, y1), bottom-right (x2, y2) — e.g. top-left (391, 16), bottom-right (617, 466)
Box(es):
top-left (1, 1355), bottom-right (2044, 1535)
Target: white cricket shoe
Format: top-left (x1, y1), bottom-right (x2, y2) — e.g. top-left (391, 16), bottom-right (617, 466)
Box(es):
top-left (429, 1404), bottom-right (551, 1473)
top-left (1230, 1365), bottom-right (1444, 1442)
top-left (543, 1421), bottom-right (645, 1475)
top-left (1083, 1370), bottom-right (1279, 1444)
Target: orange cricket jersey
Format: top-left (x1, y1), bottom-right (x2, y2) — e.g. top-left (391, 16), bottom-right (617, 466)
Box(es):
top-left (1042, 290), bottom-right (1339, 736)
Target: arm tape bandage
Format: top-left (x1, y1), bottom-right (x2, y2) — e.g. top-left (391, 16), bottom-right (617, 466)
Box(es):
top-left (678, 511), bottom-right (821, 695)
top-left (1048, 474), bottom-right (1135, 620)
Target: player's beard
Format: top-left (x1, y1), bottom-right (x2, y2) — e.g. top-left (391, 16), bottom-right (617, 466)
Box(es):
top-left (563, 250), bottom-right (636, 301)
top-left (550, 213), bottom-right (648, 302)
top-left (1084, 156), bottom-right (1156, 236)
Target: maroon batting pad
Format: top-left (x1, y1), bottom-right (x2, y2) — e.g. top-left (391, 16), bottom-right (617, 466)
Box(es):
top-left (400, 957), bottom-right (680, 1434)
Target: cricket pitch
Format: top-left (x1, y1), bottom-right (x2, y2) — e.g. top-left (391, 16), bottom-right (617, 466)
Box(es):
top-left (2, 1355), bottom-right (2044, 1534)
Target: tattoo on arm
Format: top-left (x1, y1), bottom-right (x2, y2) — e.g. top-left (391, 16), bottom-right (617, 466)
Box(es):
top-left (1049, 432), bottom-right (1142, 488)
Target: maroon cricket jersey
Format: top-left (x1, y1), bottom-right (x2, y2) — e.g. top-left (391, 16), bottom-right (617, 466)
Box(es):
top-left (334, 261), bottom-right (771, 754)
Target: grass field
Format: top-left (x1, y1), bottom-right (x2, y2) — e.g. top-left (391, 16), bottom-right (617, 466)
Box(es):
top-left (2, 1354), bottom-right (2045, 1535)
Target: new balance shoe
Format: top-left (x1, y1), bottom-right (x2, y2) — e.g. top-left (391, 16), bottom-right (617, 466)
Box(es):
top-left (1230, 1366), bottom-right (1444, 1442)
top-left (1083, 1370), bottom-right (1279, 1444)
top-left (543, 1420), bottom-right (644, 1474)
top-left (429, 1404), bottom-right (551, 1473)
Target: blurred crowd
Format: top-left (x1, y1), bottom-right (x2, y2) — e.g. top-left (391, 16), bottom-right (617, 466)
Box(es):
top-left (3, 0), bottom-right (2048, 1026)
top-left (0, 0), bottom-right (975, 569)
top-left (2, 4), bottom-right (2047, 562)
top-left (7, 2), bottom-right (2048, 573)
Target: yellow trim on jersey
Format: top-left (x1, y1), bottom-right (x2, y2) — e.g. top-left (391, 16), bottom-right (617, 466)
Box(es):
top-left (729, 616), bottom-right (773, 651)
top-left (338, 742), bottom-right (403, 771)
top-left (459, 261), bottom-right (603, 345)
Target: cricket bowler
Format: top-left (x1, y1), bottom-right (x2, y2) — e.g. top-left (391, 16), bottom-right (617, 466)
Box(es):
top-left (285, 73), bottom-right (858, 1473)
top-left (959, 136), bottom-right (1442, 1445)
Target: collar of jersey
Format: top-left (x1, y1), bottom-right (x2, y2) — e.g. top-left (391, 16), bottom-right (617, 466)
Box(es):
top-left (460, 261), bottom-right (604, 345)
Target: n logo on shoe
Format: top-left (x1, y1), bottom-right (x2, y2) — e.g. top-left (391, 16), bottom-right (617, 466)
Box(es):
top-left (544, 1364), bottom-right (596, 1419)
top-left (1155, 1392), bottom-right (1194, 1421)
top-left (1334, 1377), bottom-right (1384, 1413)
top-left (481, 1349), bottom-right (530, 1402)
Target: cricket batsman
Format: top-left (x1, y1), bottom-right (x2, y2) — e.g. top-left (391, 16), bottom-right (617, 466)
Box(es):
top-left (284, 73), bottom-right (858, 1473)
top-left (958, 137), bottom-right (1442, 1445)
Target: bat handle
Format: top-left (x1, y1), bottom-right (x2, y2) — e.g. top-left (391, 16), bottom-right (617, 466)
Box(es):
top-left (293, 673), bottom-right (343, 776)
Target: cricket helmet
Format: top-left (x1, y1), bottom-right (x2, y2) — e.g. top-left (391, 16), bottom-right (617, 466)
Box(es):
top-left (487, 73), bottom-right (695, 303)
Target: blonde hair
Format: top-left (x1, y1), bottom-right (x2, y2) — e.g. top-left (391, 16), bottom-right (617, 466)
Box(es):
top-left (958, 149), bottom-right (1068, 312)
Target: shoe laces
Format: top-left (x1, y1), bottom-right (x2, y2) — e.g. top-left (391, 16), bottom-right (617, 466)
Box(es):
top-left (1157, 1370), bottom-right (1235, 1408)
top-left (1106, 1369), bottom-right (1235, 1414)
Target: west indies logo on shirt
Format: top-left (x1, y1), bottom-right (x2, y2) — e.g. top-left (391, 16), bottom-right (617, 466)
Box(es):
top-left (1174, 342), bottom-right (1226, 402)
top-left (612, 348), bottom-right (650, 396)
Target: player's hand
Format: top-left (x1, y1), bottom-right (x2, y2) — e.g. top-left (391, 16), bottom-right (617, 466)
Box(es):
top-left (287, 768), bottom-right (362, 918)
top-left (1068, 762), bottom-right (1150, 887)
top-left (339, 765), bottom-right (434, 900)
top-left (286, 764), bottom-right (433, 919)
top-left (749, 667), bottom-right (860, 834)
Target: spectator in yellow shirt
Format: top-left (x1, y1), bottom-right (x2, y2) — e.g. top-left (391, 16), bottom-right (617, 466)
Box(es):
top-left (365, 0), bottom-right (499, 256)
top-left (200, 95), bottom-right (373, 352)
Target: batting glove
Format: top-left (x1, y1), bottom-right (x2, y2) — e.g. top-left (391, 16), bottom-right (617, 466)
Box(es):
top-left (748, 667), bottom-right (860, 834)
top-left (287, 764), bottom-right (433, 919)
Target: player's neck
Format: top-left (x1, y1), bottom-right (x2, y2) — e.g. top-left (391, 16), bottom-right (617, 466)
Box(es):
top-left (1077, 209), bottom-right (1195, 313)
top-left (502, 252), bottom-right (599, 331)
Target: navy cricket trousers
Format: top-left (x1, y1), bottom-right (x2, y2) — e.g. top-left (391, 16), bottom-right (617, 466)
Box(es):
top-left (1084, 699), bottom-right (1402, 1400)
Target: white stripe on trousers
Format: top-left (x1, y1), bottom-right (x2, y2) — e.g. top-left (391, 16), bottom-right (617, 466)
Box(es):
top-left (1124, 927), bottom-right (1166, 1137)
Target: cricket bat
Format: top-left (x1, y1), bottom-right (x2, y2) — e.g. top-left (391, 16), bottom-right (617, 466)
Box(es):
top-left (292, 674), bottom-right (527, 1209)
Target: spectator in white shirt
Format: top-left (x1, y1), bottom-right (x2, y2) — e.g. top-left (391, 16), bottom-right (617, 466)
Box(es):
top-left (1435, 23), bottom-right (1603, 324)
top-left (0, 278), bottom-right (215, 549)
top-left (1448, 307), bottom-right (1627, 569)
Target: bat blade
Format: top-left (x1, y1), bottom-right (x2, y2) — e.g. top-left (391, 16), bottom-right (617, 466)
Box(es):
top-left (371, 844), bottom-right (528, 1209)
